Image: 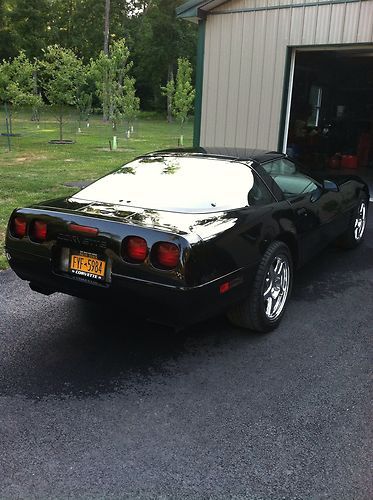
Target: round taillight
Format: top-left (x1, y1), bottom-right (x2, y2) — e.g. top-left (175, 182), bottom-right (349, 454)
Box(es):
top-left (153, 242), bottom-right (180, 269)
top-left (30, 220), bottom-right (48, 242)
top-left (123, 236), bottom-right (148, 262)
top-left (11, 216), bottom-right (27, 238)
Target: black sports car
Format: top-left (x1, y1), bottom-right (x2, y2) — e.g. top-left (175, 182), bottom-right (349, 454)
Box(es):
top-left (5, 148), bottom-right (369, 332)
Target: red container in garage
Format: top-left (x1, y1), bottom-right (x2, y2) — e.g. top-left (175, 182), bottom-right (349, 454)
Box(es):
top-left (341, 155), bottom-right (358, 169)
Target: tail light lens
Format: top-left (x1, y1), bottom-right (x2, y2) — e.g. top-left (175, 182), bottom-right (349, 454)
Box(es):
top-left (11, 216), bottom-right (27, 238)
top-left (123, 236), bottom-right (148, 262)
top-left (69, 223), bottom-right (98, 236)
top-left (30, 220), bottom-right (48, 242)
top-left (153, 242), bottom-right (180, 269)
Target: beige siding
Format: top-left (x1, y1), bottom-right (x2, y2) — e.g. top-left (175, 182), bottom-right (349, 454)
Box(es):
top-left (200, 0), bottom-right (373, 149)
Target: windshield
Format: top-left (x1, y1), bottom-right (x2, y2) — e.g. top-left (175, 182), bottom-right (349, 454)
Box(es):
top-left (71, 155), bottom-right (255, 213)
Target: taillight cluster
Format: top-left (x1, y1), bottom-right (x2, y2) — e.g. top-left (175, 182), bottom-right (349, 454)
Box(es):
top-left (122, 236), bottom-right (180, 269)
top-left (10, 216), bottom-right (48, 242)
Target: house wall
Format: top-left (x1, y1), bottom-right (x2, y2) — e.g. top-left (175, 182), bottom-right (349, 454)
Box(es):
top-left (200, 0), bottom-right (373, 149)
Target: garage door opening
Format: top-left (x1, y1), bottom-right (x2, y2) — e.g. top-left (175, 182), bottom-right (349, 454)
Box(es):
top-left (285, 48), bottom-right (373, 175)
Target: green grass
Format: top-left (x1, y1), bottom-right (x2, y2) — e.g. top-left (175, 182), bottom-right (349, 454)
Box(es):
top-left (0, 108), bottom-right (193, 269)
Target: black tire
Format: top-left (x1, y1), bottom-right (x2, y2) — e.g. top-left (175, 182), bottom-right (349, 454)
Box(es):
top-left (337, 197), bottom-right (368, 249)
top-left (227, 241), bottom-right (293, 333)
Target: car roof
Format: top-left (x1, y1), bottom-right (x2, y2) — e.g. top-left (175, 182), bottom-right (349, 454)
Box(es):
top-left (144, 147), bottom-right (285, 164)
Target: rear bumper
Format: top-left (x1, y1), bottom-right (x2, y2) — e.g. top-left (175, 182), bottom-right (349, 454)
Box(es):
top-left (6, 247), bottom-right (256, 327)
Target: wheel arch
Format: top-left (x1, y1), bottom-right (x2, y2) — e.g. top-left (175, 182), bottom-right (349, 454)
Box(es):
top-left (265, 232), bottom-right (299, 269)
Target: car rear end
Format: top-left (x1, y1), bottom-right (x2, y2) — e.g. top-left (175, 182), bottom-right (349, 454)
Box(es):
top-left (5, 206), bottom-right (250, 327)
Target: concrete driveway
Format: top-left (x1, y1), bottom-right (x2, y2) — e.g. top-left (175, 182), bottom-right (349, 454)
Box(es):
top-left (0, 212), bottom-right (372, 499)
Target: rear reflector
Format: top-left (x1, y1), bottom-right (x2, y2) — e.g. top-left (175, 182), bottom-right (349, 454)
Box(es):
top-left (69, 223), bottom-right (98, 236)
top-left (30, 220), bottom-right (47, 242)
top-left (219, 282), bottom-right (230, 294)
top-left (11, 217), bottom-right (27, 238)
top-left (124, 236), bottom-right (148, 262)
top-left (154, 242), bottom-right (180, 269)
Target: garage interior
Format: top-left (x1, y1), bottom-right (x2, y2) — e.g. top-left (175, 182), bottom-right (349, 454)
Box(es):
top-left (286, 48), bottom-right (373, 186)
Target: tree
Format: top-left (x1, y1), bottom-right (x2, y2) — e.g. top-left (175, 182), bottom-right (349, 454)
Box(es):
top-left (39, 45), bottom-right (85, 141)
top-left (161, 57), bottom-right (195, 146)
top-left (92, 38), bottom-right (139, 132)
top-left (132, 0), bottom-right (197, 110)
top-left (9, 0), bottom-right (50, 59)
top-left (0, 1), bottom-right (18, 60)
top-left (104, 0), bottom-right (111, 55)
top-left (75, 67), bottom-right (95, 131)
top-left (0, 52), bottom-right (42, 137)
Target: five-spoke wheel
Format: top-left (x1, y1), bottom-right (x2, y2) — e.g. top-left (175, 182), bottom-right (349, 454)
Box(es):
top-left (354, 200), bottom-right (367, 242)
top-left (227, 241), bottom-right (293, 332)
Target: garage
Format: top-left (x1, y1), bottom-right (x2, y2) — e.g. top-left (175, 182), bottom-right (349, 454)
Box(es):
top-left (286, 47), bottom-right (373, 174)
top-left (177, 0), bottom-right (373, 191)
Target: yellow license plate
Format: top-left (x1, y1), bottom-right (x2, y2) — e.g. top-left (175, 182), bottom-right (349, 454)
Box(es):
top-left (69, 252), bottom-right (106, 280)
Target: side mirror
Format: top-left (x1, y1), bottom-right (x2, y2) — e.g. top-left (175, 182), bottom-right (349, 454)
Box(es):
top-left (323, 180), bottom-right (339, 192)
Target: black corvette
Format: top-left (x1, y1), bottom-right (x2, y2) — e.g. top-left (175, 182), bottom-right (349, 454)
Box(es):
top-left (5, 148), bottom-right (369, 332)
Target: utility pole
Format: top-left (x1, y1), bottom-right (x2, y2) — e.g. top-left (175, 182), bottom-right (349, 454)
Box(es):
top-left (104, 0), bottom-right (111, 55)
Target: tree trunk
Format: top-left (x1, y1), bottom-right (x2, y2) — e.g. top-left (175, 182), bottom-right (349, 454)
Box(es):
top-left (167, 64), bottom-right (173, 123)
top-left (59, 107), bottom-right (63, 141)
top-left (4, 103), bottom-right (11, 151)
top-left (102, 70), bottom-right (110, 121)
top-left (31, 70), bottom-right (39, 122)
top-left (9, 108), bottom-right (13, 135)
top-left (180, 118), bottom-right (184, 146)
top-left (104, 0), bottom-right (111, 55)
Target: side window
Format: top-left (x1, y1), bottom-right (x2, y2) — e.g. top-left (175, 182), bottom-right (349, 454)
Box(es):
top-left (262, 159), bottom-right (320, 199)
top-left (248, 173), bottom-right (275, 206)
top-left (263, 158), bottom-right (297, 176)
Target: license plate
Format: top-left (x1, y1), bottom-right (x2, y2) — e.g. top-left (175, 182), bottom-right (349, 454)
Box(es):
top-left (69, 251), bottom-right (106, 281)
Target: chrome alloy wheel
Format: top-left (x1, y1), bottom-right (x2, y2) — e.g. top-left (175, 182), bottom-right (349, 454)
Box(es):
top-left (263, 255), bottom-right (290, 321)
top-left (354, 201), bottom-right (367, 241)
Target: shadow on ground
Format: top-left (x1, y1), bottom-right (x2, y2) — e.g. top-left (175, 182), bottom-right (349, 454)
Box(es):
top-left (0, 224), bottom-right (371, 400)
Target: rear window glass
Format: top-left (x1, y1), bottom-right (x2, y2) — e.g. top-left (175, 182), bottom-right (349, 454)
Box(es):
top-left (71, 156), bottom-right (255, 213)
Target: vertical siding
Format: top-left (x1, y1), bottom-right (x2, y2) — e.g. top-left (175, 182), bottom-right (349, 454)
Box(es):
top-left (256, 10), bottom-right (280, 148)
top-left (328, 3), bottom-right (347, 44)
top-left (235, 11), bottom-right (256, 146)
top-left (200, 0), bottom-right (373, 149)
top-left (314, 4), bottom-right (332, 44)
top-left (246, 11), bottom-right (267, 147)
top-left (225, 14), bottom-right (245, 146)
top-left (214, 15), bottom-right (233, 145)
top-left (357, 1), bottom-right (373, 41)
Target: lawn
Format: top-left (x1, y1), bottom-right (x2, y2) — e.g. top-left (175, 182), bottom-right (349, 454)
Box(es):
top-left (0, 108), bottom-right (193, 269)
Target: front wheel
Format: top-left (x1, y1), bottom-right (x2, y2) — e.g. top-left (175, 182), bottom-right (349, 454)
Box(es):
top-left (227, 241), bottom-right (293, 333)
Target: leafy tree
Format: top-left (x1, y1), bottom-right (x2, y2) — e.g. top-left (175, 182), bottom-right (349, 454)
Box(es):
top-left (161, 57), bottom-right (195, 145)
top-left (9, 0), bottom-right (50, 59)
top-left (132, 0), bottom-right (197, 110)
top-left (46, 1), bottom-right (142, 61)
top-left (92, 38), bottom-right (139, 131)
top-left (0, 0), bottom-right (197, 111)
top-left (0, 51), bottom-right (42, 135)
top-left (39, 45), bottom-right (85, 141)
top-left (75, 68), bottom-right (95, 131)
top-left (0, 1), bottom-right (18, 60)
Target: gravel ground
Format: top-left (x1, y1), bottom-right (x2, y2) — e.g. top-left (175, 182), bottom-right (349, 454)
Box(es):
top-left (0, 212), bottom-right (372, 499)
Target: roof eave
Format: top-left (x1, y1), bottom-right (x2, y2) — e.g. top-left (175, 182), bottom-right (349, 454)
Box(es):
top-left (176, 0), bottom-right (229, 21)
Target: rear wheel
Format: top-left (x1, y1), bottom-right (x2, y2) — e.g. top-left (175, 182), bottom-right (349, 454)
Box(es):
top-left (227, 241), bottom-right (293, 333)
top-left (338, 197), bottom-right (368, 249)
